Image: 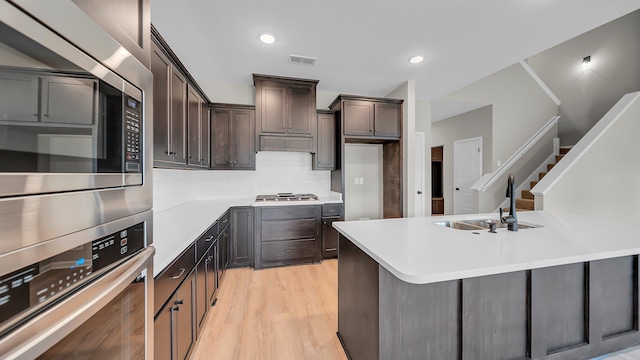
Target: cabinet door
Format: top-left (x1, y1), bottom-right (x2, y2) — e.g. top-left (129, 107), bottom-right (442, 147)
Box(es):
top-left (210, 108), bottom-right (232, 169)
top-left (287, 86), bottom-right (312, 134)
top-left (151, 44), bottom-right (172, 162)
top-left (315, 113), bottom-right (336, 170)
top-left (260, 85), bottom-right (287, 133)
top-left (195, 258), bottom-right (207, 331)
top-left (217, 226), bottom-right (228, 285)
top-left (230, 207), bottom-right (253, 267)
top-left (170, 69), bottom-right (187, 163)
top-left (374, 102), bottom-right (401, 138)
top-left (206, 244), bottom-right (217, 305)
top-left (343, 100), bottom-right (374, 136)
top-left (154, 300), bottom-right (175, 360)
top-left (175, 271), bottom-right (196, 360)
top-left (187, 87), bottom-right (202, 166)
top-left (231, 109), bottom-right (255, 169)
top-left (200, 105), bottom-right (210, 167)
top-left (322, 217), bottom-right (339, 258)
top-left (40, 76), bottom-right (96, 125)
top-left (0, 71), bottom-right (38, 122)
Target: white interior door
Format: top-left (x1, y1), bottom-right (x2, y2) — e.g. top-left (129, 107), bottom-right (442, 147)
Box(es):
top-left (414, 132), bottom-right (425, 217)
top-left (454, 137), bottom-right (482, 214)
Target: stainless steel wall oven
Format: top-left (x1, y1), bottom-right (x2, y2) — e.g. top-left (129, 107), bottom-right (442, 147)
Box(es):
top-left (0, 0), bottom-right (154, 358)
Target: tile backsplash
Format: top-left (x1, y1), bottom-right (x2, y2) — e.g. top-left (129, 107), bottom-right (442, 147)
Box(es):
top-left (153, 152), bottom-right (331, 213)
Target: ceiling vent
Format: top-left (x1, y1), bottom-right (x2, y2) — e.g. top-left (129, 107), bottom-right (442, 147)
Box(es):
top-left (288, 54), bottom-right (317, 66)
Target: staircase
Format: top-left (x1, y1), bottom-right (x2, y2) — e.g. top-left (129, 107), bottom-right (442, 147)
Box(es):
top-left (505, 147), bottom-right (571, 212)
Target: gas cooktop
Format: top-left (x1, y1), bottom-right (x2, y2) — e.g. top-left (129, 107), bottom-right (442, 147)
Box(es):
top-left (255, 193), bottom-right (319, 202)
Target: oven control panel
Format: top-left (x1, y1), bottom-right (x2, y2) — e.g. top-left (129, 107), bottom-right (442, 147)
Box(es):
top-left (0, 222), bottom-right (145, 330)
top-left (124, 96), bottom-right (142, 172)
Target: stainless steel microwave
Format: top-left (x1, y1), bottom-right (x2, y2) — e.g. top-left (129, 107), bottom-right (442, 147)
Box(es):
top-left (0, 1), bottom-right (153, 258)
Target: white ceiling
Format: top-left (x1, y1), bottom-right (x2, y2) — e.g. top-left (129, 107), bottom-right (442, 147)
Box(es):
top-left (151, 0), bottom-right (640, 103)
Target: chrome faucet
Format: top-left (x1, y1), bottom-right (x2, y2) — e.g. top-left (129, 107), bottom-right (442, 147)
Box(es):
top-left (500, 174), bottom-right (518, 231)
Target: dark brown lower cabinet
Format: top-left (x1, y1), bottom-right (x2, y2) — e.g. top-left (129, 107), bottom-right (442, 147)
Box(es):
top-left (338, 236), bottom-right (640, 360)
top-left (155, 269), bottom-right (196, 360)
top-left (195, 256), bottom-right (207, 332)
top-left (321, 217), bottom-right (339, 258)
top-left (229, 207), bottom-right (253, 267)
top-left (217, 224), bottom-right (229, 285)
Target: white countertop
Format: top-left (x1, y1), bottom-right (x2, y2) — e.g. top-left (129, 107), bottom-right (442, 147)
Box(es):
top-left (333, 211), bottom-right (640, 285)
top-left (152, 196), bottom-right (343, 277)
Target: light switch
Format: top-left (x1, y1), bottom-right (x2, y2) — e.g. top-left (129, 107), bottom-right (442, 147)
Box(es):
top-left (354, 177), bottom-right (359, 185)
top-left (360, 177), bottom-right (364, 184)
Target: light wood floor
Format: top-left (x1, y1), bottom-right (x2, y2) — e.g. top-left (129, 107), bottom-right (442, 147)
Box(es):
top-left (191, 260), bottom-right (348, 360)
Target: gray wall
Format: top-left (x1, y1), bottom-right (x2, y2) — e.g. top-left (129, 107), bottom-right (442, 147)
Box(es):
top-left (528, 10), bottom-right (640, 146)
top-left (416, 100), bottom-right (432, 216)
top-left (431, 105), bottom-right (493, 215)
top-left (344, 144), bottom-right (383, 221)
top-left (438, 63), bottom-right (558, 173)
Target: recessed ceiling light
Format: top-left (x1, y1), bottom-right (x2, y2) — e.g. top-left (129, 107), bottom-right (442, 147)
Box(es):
top-left (410, 56), bottom-right (424, 64)
top-left (260, 33), bottom-right (275, 44)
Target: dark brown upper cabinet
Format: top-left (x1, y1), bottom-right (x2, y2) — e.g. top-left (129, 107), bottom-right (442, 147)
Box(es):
top-left (210, 103), bottom-right (255, 170)
top-left (253, 74), bottom-right (318, 152)
top-left (330, 95), bottom-right (402, 139)
top-left (313, 110), bottom-right (336, 170)
top-left (187, 86), bottom-right (209, 167)
top-left (152, 41), bottom-right (187, 166)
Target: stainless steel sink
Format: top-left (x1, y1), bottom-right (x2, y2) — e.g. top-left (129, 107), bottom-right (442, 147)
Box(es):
top-left (433, 219), bottom-right (541, 230)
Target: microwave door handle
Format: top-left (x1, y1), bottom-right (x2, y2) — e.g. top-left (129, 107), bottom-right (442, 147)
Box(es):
top-left (0, 246), bottom-right (155, 360)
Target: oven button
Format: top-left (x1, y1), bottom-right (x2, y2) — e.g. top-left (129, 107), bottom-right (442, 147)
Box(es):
top-left (121, 246), bottom-right (127, 254)
top-left (121, 238), bottom-right (128, 246)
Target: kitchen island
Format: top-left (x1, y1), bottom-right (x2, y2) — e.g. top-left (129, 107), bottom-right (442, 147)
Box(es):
top-left (333, 211), bottom-right (640, 360)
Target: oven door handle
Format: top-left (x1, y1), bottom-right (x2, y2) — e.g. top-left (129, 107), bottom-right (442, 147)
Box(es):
top-left (0, 246), bottom-right (155, 360)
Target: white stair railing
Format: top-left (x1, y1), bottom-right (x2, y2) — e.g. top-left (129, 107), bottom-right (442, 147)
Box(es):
top-left (472, 115), bottom-right (560, 192)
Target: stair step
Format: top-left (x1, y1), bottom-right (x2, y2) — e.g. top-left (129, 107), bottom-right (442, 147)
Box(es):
top-left (530, 180), bottom-right (539, 188)
top-left (521, 190), bottom-right (534, 200)
top-left (559, 147), bottom-right (571, 155)
top-left (539, 172), bottom-right (547, 180)
top-left (555, 154), bottom-right (565, 163)
top-left (547, 163), bottom-right (555, 171)
top-left (516, 198), bottom-right (535, 210)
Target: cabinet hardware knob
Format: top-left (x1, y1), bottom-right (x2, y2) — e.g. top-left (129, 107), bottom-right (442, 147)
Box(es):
top-left (205, 236), bottom-right (214, 242)
top-left (369, 129), bottom-right (372, 132)
top-left (323, 222), bottom-right (327, 224)
top-left (417, 191), bottom-right (423, 194)
top-left (33, 113), bottom-right (38, 116)
top-left (223, 219), bottom-right (228, 223)
top-left (165, 150), bottom-right (170, 155)
top-left (43, 114), bottom-right (49, 117)
top-left (189, 155), bottom-right (192, 159)
top-left (326, 248), bottom-right (337, 251)
top-left (171, 306), bottom-right (179, 312)
top-left (175, 299), bottom-right (184, 305)
top-left (234, 161), bottom-right (237, 164)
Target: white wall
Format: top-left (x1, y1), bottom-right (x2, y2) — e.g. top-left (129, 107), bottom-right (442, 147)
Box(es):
top-left (386, 80), bottom-right (416, 217)
top-left (528, 10), bottom-right (640, 146)
top-left (416, 100), bottom-right (432, 216)
top-left (344, 144), bottom-right (383, 221)
top-left (536, 92), bottom-right (640, 223)
top-left (438, 63), bottom-right (558, 172)
top-left (431, 106), bottom-right (493, 215)
top-left (153, 152), bottom-right (331, 213)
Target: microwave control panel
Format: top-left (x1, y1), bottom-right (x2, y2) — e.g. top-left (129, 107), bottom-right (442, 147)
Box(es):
top-left (125, 96), bottom-right (142, 172)
top-left (0, 222), bottom-right (145, 332)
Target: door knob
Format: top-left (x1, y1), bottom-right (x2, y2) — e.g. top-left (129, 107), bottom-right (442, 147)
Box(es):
top-left (456, 188), bottom-right (460, 191)
top-left (417, 191), bottom-right (422, 194)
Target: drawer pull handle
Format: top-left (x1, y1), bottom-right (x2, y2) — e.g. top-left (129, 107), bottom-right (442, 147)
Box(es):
top-left (222, 219), bottom-right (228, 223)
top-left (326, 248), bottom-right (337, 251)
top-left (285, 229), bottom-right (294, 232)
top-left (174, 299), bottom-right (184, 305)
top-left (171, 268), bottom-right (186, 279)
top-left (205, 236), bottom-right (214, 242)
top-left (285, 249), bottom-right (294, 252)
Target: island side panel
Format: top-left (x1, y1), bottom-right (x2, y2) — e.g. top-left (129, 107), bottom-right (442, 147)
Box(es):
top-left (599, 256), bottom-right (638, 339)
top-left (379, 267), bottom-right (460, 360)
top-left (531, 263), bottom-right (587, 357)
top-left (462, 271), bottom-right (528, 360)
top-left (338, 234), bottom-right (379, 360)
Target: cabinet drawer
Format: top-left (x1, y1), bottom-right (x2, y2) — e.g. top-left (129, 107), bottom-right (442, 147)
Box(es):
top-left (218, 211), bottom-right (230, 231)
top-left (261, 205), bottom-right (317, 221)
top-left (322, 203), bottom-right (342, 217)
top-left (154, 244), bottom-right (196, 315)
top-left (196, 225), bottom-right (217, 260)
top-left (262, 219), bottom-right (316, 241)
top-left (262, 239), bottom-right (317, 262)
